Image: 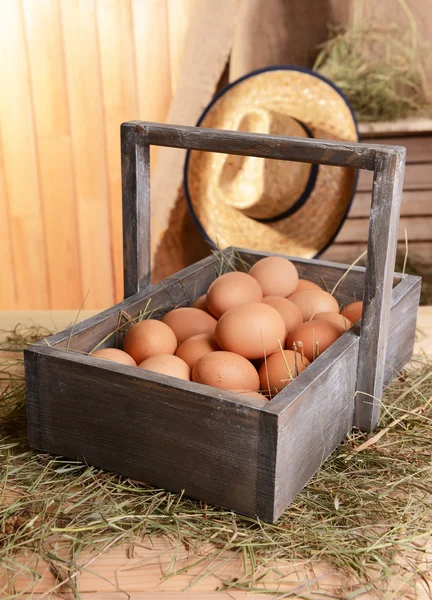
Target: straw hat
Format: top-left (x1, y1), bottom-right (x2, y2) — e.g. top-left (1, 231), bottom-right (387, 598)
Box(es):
top-left (184, 66), bottom-right (359, 258)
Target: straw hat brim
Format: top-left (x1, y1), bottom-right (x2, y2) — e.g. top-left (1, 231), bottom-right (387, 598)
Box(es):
top-left (184, 66), bottom-right (359, 258)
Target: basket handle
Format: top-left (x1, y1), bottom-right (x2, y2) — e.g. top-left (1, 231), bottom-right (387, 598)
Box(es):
top-left (121, 121), bottom-right (405, 432)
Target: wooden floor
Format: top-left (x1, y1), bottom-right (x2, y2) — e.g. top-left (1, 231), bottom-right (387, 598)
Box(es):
top-left (1, 308), bottom-right (432, 599)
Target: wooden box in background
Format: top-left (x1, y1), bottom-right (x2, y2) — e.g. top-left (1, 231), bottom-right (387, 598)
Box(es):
top-left (24, 122), bottom-right (421, 522)
top-left (323, 119), bottom-right (432, 267)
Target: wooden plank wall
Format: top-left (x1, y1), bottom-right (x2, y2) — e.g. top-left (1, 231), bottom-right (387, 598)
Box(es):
top-left (0, 0), bottom-right (195, 310)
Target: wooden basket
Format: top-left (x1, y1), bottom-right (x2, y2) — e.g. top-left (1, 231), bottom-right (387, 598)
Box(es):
top-left (24, 121), bottom-right (421, 522)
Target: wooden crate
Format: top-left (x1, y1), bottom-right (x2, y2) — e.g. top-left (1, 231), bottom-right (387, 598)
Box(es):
top-left (24, 122), bottom-right (421, 522)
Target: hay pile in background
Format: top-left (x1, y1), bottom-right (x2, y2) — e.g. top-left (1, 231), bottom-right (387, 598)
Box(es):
top-left (313, 6), bottom-right (432, 122)
top-left (1, 324), bottom-right (432, 598)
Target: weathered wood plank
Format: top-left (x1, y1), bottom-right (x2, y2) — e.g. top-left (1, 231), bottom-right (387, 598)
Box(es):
top-left (350, 190), bottom-right (432, 218)
top-left (23, 349), bottom-right (41, 449)
top-left (272, 331), bottom-right (358, 519)
top-left (136, 121), bottom-right (383, 170)
top-left (26, 346), bottom-right (264, 515)
top-left (121, 124), bottom-right (151, 298)
top-left (355, 150), bottom-right (405, 431)
top-left (322, 241), bottom-right (432, 267)
top-left (268, 273), bottom-right (420, 520)
top-left (335, 216), bottom-right (432, 243)
top-left (358, 163), bottom-right (432, 191)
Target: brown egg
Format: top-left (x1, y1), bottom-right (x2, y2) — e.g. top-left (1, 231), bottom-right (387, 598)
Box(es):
top-left (192, 351), bottom-right (260, 391)
top-left (313, 312), bottom-right (352, 330)
top-left (262, 296), bottom-right (303, 334)
top-left (340, 301), bottom-right (363, 324)
top-left (294, 279), bottom-right (321, 293)
top-left (206, 271), bottom-right (263, 318)
top-left (123, 319), bottom-right (178, 364)
top-left (192, 294), bottom-right (210, 313)
top-left (287, 320), bottom-right (344, 362)
top-left (259, 349), bottom-right (310, 394)
top-left (249, 256), bottom-right (298, 297)
top-left (215, 302), bottom-right (286, 360)
top-left (289, 289), bottom-right (339, 321)
top-left (138, 354), bottom-right (191, 381)
top-left (90, 348), bottom-right (137, 367)
top-left (161, 307), bottom-right (217, 343)
top-left (230, 389), bottom-right (269, 401)
top-left (175, 333), bottom-right (219, 369)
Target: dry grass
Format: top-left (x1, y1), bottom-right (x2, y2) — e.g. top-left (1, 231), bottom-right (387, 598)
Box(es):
top-left (313, 3), bottom-right (432, 122)
top-left (1, 322), bottom-right (432, 598)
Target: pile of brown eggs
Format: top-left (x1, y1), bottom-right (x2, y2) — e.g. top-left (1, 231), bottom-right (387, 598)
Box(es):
top-left (91, 256), bottom-right (363, 401)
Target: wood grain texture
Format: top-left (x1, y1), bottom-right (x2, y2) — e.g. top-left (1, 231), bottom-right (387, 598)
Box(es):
top-left (0, 0), bottom-right (49, 309)
top-left (27, 345), bottom-right (264, 516)
top-left (335, 216), bottom-right (432, 243)
top-left (22, 0), bottom-right (83, 309)
top-left (0, 132), bottom-right (15, 308)
top-left (322, 241), bottom-right (432, 266)
top-left (355, 150), bottom-right (405, 431)
top-left (272, 332), bottom-right (357, 519)
top-left (121, 124), bottom-right (151, 298)
top-left (96, 0), bottom-right (138, 303)
top-left (358, 163), bottom-right (432, 191)
top-left (137, 121), bottom-right (385, 169)
top-left (382, 275), bottom-right (421, 384)
top-left (59, 0), bottom-right (114, 309)
top-left (132, 0), bottom-right (171, 126)
top-left (350, 190), bottom-right (432, 218)
top-left (167, 0), bottom-right (196, 93)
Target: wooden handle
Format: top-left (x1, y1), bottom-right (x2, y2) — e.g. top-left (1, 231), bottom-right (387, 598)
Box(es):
top-left (121, 122), bottom-right (151, 298)
top-left (122, 120), bottom-right (405, 431)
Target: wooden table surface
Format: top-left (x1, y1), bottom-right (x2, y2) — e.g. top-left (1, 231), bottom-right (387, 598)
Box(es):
top-left (1, 308), bottom-right (432, 600)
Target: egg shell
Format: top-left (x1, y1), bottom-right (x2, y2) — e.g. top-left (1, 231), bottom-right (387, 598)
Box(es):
top-left (175, 333), bottom-right (219, 369)
top-left (259, 349), bottom-right (310, 394)
top-left (215, 302), bottom-right (286, 360)
top-left (192, 351), bottom-right (260, 391)
top-left (206, 271), bottom-right (263, 318)
top-left (340, 301), bottom-right (363, 324)
top-left (230, 389), bottom-right (269, 401)
top-left (123, 319), bottom-right (178, 364)
top-left (262, 296), bottom-right (303, 334)
top-left (192, 294), bottom-right (210, 313)
top-left (293, 279), bottom-right (321, 293)
top-left (91, 348), bottom-right (137, 367)
top-left (138, 354), bottom-right (191, 381)
top-left (289, 289), bottom-right (339, 321)
top-left (312, 311), bottom-right (352, 330)
top-left (161, 307), bottom-right (217, 343)
top-left (287, 319), bottom-right (344, 362)
top-left (249, 256), bottom-right (298, 297)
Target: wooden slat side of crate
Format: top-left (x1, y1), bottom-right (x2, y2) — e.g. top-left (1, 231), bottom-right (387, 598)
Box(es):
top-left (25, 344), bottom-right (266, 516)
top-left (269, 274), bottom-right (420, 522)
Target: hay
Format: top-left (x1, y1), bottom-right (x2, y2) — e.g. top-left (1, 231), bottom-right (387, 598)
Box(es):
top-left (1, 322), bottom-right (432, 597)
top-left (313, 4), bottom-right (432, 122)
